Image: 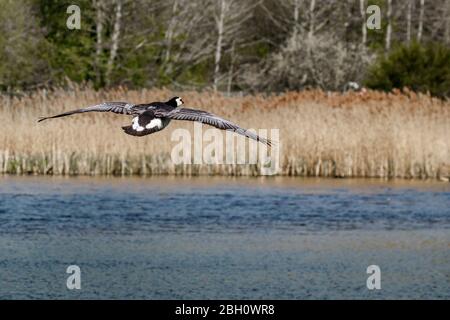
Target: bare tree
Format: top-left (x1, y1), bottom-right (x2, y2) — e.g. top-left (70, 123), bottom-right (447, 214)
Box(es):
top-left (417, 0), bottom-right (425, 42)
top-left (444, 0), bottom-right (450, 44)
top-left (308, 0), bottom-right (335, 39)
top-left (142, 0), bottom-right (220, 87)
top-left (385, 0), bottom-right (392, 53)
top-left (293, 0), bottom-right (301, 37)
top-left (226, 40), bottom-right (236, 94)
top-left (260, 0), bottom-right (305, 37)
top-left (308, 0), bottom-right (316, 39)
top-left (211, 0), bottom-right (256, 91)
top-left (259, 0), bottom-right (336, 47)
top-left (213, 0), bottom-right (227, 91)
top-left (94, 0), bottom-right (104, 85)
top-left (249, 32), bottom-right (372, 92)
top-left (360, 0), bottom-right (367, 45)
top-left (106, 0), bottom-right (122, 86)
top-left (164, 0), bottom-right (179, 65)
top-left (157, 0), bottom-right (212, 79)
top-left (406, 0), bottom-right (413, 43)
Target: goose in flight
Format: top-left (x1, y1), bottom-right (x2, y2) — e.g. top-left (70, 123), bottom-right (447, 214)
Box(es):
top-left (38, 97), bottom-right (272, 146)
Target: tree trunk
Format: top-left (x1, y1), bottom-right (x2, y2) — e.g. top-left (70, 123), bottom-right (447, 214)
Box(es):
top-left (293, 0), bottom-right (300, 38)
top-left (106, 0), bottom-right (122, 86)
top-left (385, 0), bottom-right (392, 53)
top-left (226, 40), bottom-right (235, 95)
top-left (94, 0), bottom-right (104, 85)
top-left (406, 0), bottom-right (412, 43)
top-left (360, 0), bottom-right (367, 45)
top-left (417, 0), bottom-right (425, 42)
top-left (445, 0), bottom-right (450, 44)
top-left (308, 0), bottom-right (316, 39)
top-left (213, 0), bottom-right (227, 92)
top-left (165, 0), bottom-right (179, 64)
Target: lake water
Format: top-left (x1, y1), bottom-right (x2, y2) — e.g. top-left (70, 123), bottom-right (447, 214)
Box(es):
top-left (0, 176), bottom-right (449, 299)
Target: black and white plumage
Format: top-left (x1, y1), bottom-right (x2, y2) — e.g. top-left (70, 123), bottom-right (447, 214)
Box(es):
top-left (38, 97), bottom-right (272, 146)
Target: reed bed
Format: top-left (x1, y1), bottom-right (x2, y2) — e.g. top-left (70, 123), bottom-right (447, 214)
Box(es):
top-left (1, 86), bottom-right (449, 179)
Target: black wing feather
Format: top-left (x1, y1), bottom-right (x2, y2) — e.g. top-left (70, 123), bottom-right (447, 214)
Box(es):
top-left (38, 102), bottom-right (136, 122)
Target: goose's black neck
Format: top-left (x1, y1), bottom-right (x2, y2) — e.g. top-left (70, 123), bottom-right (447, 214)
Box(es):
top-left (165, 97), bottom-right (180, 108)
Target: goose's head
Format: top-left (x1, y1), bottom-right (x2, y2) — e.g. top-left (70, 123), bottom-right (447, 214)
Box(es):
top-left (167, 96), bottom-right (184, 108)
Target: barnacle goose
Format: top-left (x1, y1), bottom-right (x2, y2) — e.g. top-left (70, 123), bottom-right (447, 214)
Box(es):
top-left (38, 97), bottom-right (272, 146)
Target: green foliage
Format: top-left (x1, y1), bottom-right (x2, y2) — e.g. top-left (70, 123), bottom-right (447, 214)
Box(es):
top-left (37, 0), bottom-right (96, 84)
top-left (0, 0), bottom-right (50, 91)
top-left (365, 42), bottom-right (450, 98)
top-left (174, 62), bottom-right (211, 87)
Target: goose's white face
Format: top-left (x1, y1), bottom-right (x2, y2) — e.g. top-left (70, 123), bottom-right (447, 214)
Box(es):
top-left (175, 97), bottom-right (184, 107)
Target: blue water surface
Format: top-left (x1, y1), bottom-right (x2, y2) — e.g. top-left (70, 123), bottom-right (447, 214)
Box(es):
top-left (0, 176), bottom-right (449, 299)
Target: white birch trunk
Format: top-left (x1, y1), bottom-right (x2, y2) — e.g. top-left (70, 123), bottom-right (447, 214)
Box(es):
top-left (308, 0), bottom-right (316, 39)
top-left (360, 0), bottom-right (367, 45)
top-left (226, 40), bottom-right (235, 95)
top-left (94, 0), bottom-right (104, 84)
top-left (213, 0), bottom-right (227, 92)
top-left (165, 0), bottom-right (179, 64)
top-left (417, 0), bottom-right (425, 42)
top-left (446, 0), bottom-right (450, 44)
top-left (293, 0), bottom-right (300, 38)
top-left (385, 0), bottom-right (392, 53)
top-left (106, 0), bottom-right (122, 86)
top-left (406, 0), bottom-right (412, 43)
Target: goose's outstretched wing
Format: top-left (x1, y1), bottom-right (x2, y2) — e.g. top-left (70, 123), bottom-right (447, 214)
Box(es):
top-left (157, 108), bottom-right (272, 146)
top-left (38, 102), bottom-right (136, 122)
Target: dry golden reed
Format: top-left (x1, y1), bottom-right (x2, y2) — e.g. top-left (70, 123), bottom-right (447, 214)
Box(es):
top-left (1, 86), bottom-right (449, 179)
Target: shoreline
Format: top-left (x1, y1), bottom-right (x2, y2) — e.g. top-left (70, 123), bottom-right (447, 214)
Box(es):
top-left (2, 88), bottom-right (450, 179)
